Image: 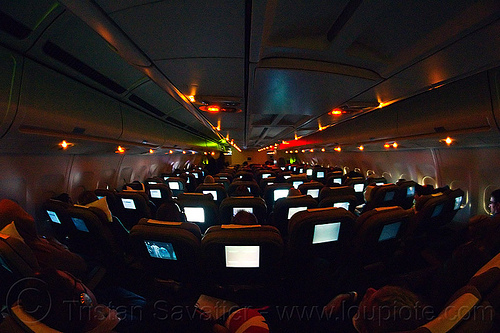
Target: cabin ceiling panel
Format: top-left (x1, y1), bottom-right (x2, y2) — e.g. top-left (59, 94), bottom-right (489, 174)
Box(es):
top-left (156, 58), bottom-right (245, 99)
top-left (103, 0), bottom-right (245, 60)
top-left (32, 14), bottom-right (146, 93)
top-left (249, 67), bottom-right (379, 116)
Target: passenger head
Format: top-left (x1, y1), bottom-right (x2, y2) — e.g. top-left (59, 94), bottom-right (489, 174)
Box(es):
top-left (233, 185), bottom-right (252, 197)
top-left (489, 189), bottom-right (500, 216)
top-left (77, 191), bottom-right (99, 205)
top-left (353, 286), bottom-right (428, 333)
top-left (231, 211), bottom-right (258, 225)
top-left (288, 188), bottom-right (301, 197)
top-left (53, 193), bottom-right (72, 204)
top-left (204, 175), bottom-right (215, 184)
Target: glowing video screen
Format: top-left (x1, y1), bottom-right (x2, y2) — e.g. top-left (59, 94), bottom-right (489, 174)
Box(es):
top-left (334, 202), bottom-right (349, 210)
top-left (306, 169), bottom-right (313, 176)
top-left (316, 171), bottom-right (325, 178)
top-left (233, 207), bottom-right (253, 216)
top-left (203, 190), bottom-right (218, 201)
top-left (184, 207), bottom-right (205, 223)
top-left (454, 196), bottom-right (463, 210)
top-left (378, 221), bottom-right (401, 242)
top-left (333, 178), bottom-right (342, 185)
top-left (47, 210), bottom-right (61, 224)
top-left (274, 189), bottom-right (289, 202)
top-left (288, 206), bottom-right (307, 220)
top-left (71, 217), bottom-right (89, 233)
top-left (150, 189), bottom-right (162, 199)
top-left (307, 189), bottom-right (319, 198)
top-left (293, 181), bottom-right (303, 189)
top-left (262, 173), bottom-right (271, 179)
top-left (168, 182), bottom-right (180, 190)
top-left (121, 198), bottom-right (136, 210)
top-left (354, 184), bottom-right (364, 193)
top-left (225, 245), bottom-right (260, 268)
top-left (407, 186), bottom-right (415, 197)
top-left (312, 222), bottom-right (341, 244)
top-left (144, 240), bottom-right (177, 260)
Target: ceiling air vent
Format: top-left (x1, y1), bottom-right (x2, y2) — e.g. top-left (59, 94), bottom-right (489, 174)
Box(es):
top-left (0, 10), bottom-right (31, 39)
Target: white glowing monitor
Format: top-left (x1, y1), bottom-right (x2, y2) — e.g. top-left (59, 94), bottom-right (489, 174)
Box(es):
top-left (47, 210), bottom-right (61, 224)
top-left (299, 168), bottom-right (304, 174)
top-left (293, 181), bottom-right (303, 189)
top-left (354, 183), bottom-right (364, 192)
top-left (144, 240), bottom-right (177, 260)
top-left (233, 207), bottom-right (253, 216)
top-left (317, 171), bottom-right (325, 178)
top-left (122, 198), bottom-right (136, 210)
top-left (225, 245), bottom-right (260, 268)
top-left (334, 202), bottom-right (349, 210)
top-left (306, 169), bottom-right (313, 176)
top-left (193, 173), bottom-right (199, 178)
top-left (284, 175), bottom-right (291, 179)
top-left (333, 178), bottom-right (342, 184)
top-left (407, 186), bottom-right (415, 197)
top-left (376, 182), bottom-right (385, 186)
top-left (307, 189), bottom-right (320, 198)
top-left (274, 189), bottom-right (289, 201)
top-left (184, 207), bottom-right (205, 223)
top-left (150, 189), bottom-right (162, 199)
top-left (288, 206), bottom-right (307, 220)
top-left (378, 221), bottom-right (401, 242)
top-left (203, 190), bottom-right (218, 200)
top-left (312, 222), bottom-right (341, 244)
top-left (262, 173), bottom-right (271, 179)
top-left (454, 196), bottom-right (463, 210)
top-left (168, 182), bottom-right (180, 190)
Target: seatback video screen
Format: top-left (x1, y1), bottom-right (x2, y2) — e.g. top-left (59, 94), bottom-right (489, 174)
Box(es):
top-left (333, 178), bottom-right (342, 185)
top-left (354, 184), bottom-right (364, 193)
top-left (150, 189), bottom-right (162, 199)
top-left (378, 221), bottom-right (401, 242)
top-left (288, 206), bottom-right (307, 219)
top-left (274, 189), bottom-right (289, 202)
top-left (144, 240), bottom-right (177, 260)
top-left (293, 181), bottom-right (303, 189)
top-left (307, 189), bottom-right (319, 198)
top-left (122, 198), bottom-right (136, 210)
top-left (71, 217), bottom-right (89, 232)
top-left (225, 245), bottom-right (260, 268)
top-left (454, 196), bottom-right (462, 210)
top-left (184, 207), bottom-right (205, 223)
top-left (333, 202), bottom-right (349, 210)
top-left (203, 190), bottom-right (218, 200)
top-left (312, 222), bottom-right (341, 244)
top-left (316, 171), bottom-right (325, 178)
top-left (168, 182), bottom-right (180, 190)
top-left (47, 210), bottom-right (61, 224)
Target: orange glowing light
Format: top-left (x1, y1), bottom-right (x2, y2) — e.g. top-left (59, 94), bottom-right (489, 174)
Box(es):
top-left (358, 145), bottom-right (364, 151)
top-left (182, 151), bottom-right (186, 154)
top-left (169, 150), bottom-right (173, 154)
top-left (445, 137), bottom-right (453, 145)
top-left (295, 150), bottom-right (298, 153)
top-left (149, 149), bottom-right (154, 154)
top-left (309, 149), bottom-right (314, 153)
top-left (392, 142), bottom-right (398, 148)
top-left (384, 143), bottom-right (391, 149)
top-left (207, 105), bottom-right (220, 112)
top-left (59, 140), bottom-right (71, 149)
top-left (192, 151), bottom-right (195, 154)
top-left (187, 95), bottom-right (196, 102)
top-left (334, 147), bottom-right (341, 152)
top-left (321, 148), bottom-right (325, 152)
top-left (330, 109), bottom-right (343, 116)
top-left (116, 146), bottom-right (125, 154)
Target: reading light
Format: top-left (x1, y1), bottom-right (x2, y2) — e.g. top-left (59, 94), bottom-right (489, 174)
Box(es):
top-left (149, 149), bottom-right (154, 154)
top-left (384, 143), bottom-right (391, 149)
top-left (59, 140), bottom-right (73, 149)
top-left (442, 137), bottom-right (453, 145)
top-left (192, 151), bottom-right (195, 154)
top-left (392, 142), bottom-right (398, 148)
top-left (207, 105), bottom-right (220, 112)
top-left (310, 149), bottom-right (314, 153)
top-left (188, 95), bottom-right (196, 102)
top-left (334, 146), bottom-right (341, 152)
top-left (295, 150), bottom-right (298, 153)
top-left (211, 152), bottom-right (215, 156)
top-left (302, 150), bottom-right (305, 153)
top-left (182, 151), bottom-right (186, 154)
top-left (358, 145), bottom-right (364, 151)
top-left (330, 108), bottom-right (343, 116)
top-left (116, 146), bottom-right (125, 154)
top-left (169, 150), bottom-right (173, 154)
top-left (321, 148), bottom-right (325, 152)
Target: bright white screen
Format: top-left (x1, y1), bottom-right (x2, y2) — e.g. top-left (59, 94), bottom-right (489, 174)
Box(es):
top-left (203, 190), bottom-right (218, 200)
top-left (293, 181), bottom-right (303, 189)
top-left (333, 178), bottom-right (342, 184)
top-left (122, 198), bottom-right (136, 210)
top-left (313, 222), bottom-right (341, 244)
top-left (306, 169), bottom-right (313, 176)
top-left (288, 206), bottom-right (307, 219)
top-left (168, 182), bottom-right (180, 190)
top-left (150, 189), bottom-right (162, 199)
top-left (378, 222), bottom-right (401, 242)
top-left (407, 186), bottom-right (415, 197)
top-left (274, 189), bottom-right (289, 201)
top-left (376, 182), bottom-right (385, 186)
top-left (71, 217), bottom-right (89, 232)
top-left (144, 240), bottom-right (177, 260)
top-left (317, 171), bottom-right (325, 178)
top-left (307, 189), bottom-right (319, 198)
top-left (47, 210), bottom-right (61, 224)
top-left (184, 207), bottom-right (205, 223)
top-left (334, 202), bottom-right (349, 210)
top-left (225, 246), bottom-right (260, 268)
top-left (262, 173), bottom-right (271, 179)
top-left (454, 196), bottom-right (462, 210)
top-left (194, 173), bottom-right (199, 178)
top-left (233, 207), bottom-right (253, 216)
top-left (284, 175), bottom-right (291, 179)
top-left (354, 184), bottom-right (364, 192)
